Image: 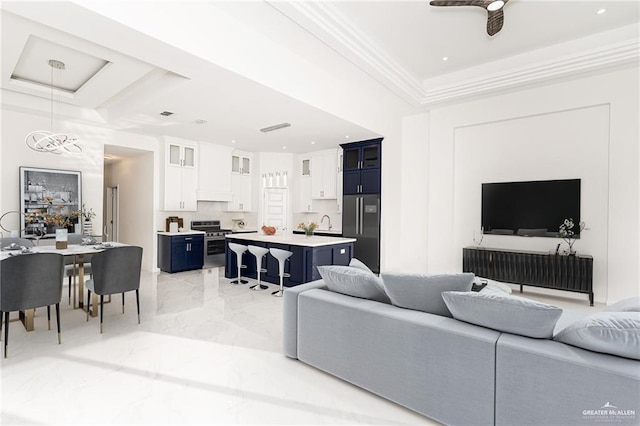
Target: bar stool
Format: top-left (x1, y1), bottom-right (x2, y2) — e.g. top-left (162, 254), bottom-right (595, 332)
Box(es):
top-left (228, 243), bottom-right (249, 285)
top-left (269, 248), bottom-right (293, 297)
top-left (247, 245), bottom-right (269, 291)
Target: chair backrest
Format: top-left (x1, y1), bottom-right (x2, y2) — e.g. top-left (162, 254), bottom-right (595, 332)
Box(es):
top-left (0, 237), bottom-right (35, 248)
top-left (0, 253), bottom-right (64, 311)
top-left (67, 234), bottom-right (84, 245)
top-left (90, 246), bottom-right (143, 294)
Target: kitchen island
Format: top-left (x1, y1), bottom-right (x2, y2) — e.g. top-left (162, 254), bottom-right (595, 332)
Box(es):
top-left (225, 233), bottom-right (356, 286)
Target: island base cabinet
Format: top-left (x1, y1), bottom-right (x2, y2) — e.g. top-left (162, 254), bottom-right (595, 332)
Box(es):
top-left (225, 239), bottom-right (353, 287)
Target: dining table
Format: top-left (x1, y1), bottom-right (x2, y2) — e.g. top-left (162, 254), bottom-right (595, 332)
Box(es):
top-left (0, 242), bottom-right (128, 331)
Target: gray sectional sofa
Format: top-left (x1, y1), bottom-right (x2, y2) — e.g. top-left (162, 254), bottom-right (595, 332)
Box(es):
top-left (283, 281), bottom-right (640, 426)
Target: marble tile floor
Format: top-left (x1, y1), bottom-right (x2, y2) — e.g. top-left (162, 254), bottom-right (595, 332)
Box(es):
top-left (1, 268), bottom-right (435, 425)
top-left (1, 268), bottom-right (602, 425)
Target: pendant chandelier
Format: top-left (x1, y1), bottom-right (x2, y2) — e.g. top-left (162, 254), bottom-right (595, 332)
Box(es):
top-left (25, 59), bottom-right (82, 154)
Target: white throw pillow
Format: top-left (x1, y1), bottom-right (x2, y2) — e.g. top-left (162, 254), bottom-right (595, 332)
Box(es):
top-left (442, 291), bottom-right (563, 339)
top-left (317, 265), bottom-right (389, 303)
top-left (349, 257), bottom-right (373, 274)
top-left (381, 272), bottom-right (475, 317)
top-left (606, 297), bottom-right (640, 313)
top-left (554, 312), bottom-right (640, 360)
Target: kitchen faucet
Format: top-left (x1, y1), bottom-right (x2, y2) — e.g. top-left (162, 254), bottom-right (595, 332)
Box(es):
top-left (321, 215), bottom-right (332, 230)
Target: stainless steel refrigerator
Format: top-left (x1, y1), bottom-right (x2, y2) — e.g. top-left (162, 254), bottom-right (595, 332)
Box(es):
top-left (343, 194), bottom-right (381, 273)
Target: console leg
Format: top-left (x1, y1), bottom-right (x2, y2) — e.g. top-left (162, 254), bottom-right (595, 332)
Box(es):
top-left (589, 292), bottom-right (594, 307)
top-left (519, 284), bottom-right (523, 293)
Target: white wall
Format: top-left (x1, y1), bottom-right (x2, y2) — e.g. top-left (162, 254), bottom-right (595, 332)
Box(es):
top-left (0, 107), bottom-right (161, 270)
top-left (0, 109), bottom-right (105, 234)
top-left (454, 105), bottom-right (609, 299)
top-left (104, 152), bottom-right (156, 271)
top-left (427, 66), bottom-right (639, 304)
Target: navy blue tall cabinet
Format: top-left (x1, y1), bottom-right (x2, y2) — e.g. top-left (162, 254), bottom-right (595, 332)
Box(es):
top-left (341, 138), bottom-right (382, 273)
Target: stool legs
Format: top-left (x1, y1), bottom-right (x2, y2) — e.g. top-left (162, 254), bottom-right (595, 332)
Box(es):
top-left (230, 257), bottom-right (248, 285)
top-left (271, 273), bottom-right (284, 297)
top-left (249, 261), bottom-right (268, 291)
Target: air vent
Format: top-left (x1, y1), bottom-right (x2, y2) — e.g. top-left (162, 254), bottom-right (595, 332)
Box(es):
top-left (194, 119), bottom-right (207, 124)
top-left (160, 111), bottom-right (174, 116)
top-left (260, 122), bottom-right (291, 133)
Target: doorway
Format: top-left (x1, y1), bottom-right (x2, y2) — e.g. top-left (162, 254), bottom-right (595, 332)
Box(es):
top-left (105, 185), bottom-right (119, 242)
top-left (262, 188), bottom-right (289, 233)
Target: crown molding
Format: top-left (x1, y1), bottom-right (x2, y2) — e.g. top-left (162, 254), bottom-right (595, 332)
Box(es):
top-left (421, 37), bottom-right (640, 105)
top-left (273, 2), bottom-right (640, 108)
top-left (271, 1), bottom-right (426, 106)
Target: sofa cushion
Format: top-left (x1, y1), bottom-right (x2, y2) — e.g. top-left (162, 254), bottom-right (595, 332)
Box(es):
top-left (349, 257), bottom-right (373, 274)
top-left (607, 296), bottom-right (640, 312)
top-left (442, 291), bottom-right (563, 338)
top-left (553, 312), bottom-right (640, 360)
top-left (317, 265), bottom-right (389, 303)
top-left (381, 272), bottom-right (474, 317)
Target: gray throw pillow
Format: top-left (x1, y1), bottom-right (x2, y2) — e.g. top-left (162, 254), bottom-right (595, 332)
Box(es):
top-left (442, 291), bottom-right (563, 338)
top-left (317, 265), bottom-right (389, 303)
top-left (607, 297), bottom-right (640, 312)
top-left (349, 257), bottom-right (373, 274)
top-left (554, 312), bottom-right (640, 360)
top-left (381, 272), bottom-right (474, 317)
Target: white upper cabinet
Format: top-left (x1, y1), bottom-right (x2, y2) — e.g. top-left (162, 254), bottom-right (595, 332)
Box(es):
top-left (164, 137), bottom-right (198, 211)
top-left (227, 150), bottom-right (253, 211)
top-left (231, 151), bottom-right (252, 175)
top-left (310, 149), bottom-right (338, 199)
top-left (227, 174), bottom-right (252, 212)
top-left (197, 143), bottom-right (233, 201)
top-left (297, 175), bottom-right (314, 213)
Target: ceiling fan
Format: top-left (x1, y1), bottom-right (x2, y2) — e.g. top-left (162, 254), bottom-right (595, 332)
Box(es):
top-left (429, 0), bottom-right (510, 36)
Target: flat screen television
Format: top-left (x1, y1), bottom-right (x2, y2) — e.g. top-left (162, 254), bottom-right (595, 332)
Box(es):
top-left (481, 179), bottom-right (581, 238)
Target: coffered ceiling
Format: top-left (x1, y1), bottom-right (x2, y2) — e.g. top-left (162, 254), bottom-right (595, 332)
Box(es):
top-left (1, 1), bottom-right (638, 154)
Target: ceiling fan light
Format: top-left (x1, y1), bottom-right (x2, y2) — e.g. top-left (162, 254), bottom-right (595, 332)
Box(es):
top-left (487, 1), bottom-right (505, 11)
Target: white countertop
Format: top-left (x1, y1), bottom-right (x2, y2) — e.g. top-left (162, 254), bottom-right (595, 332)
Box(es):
top-left (293, 229), bottom-right (343, 235)
top-left (157, 230), bottom-right (206, 236)
top-left (226, 232), bottom-right (355, 247)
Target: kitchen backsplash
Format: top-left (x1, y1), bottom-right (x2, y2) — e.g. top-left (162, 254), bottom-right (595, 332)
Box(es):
top-left (157, 201), bottom-right (259, 231)
top-left (158, 200), bottom-right (342, 233)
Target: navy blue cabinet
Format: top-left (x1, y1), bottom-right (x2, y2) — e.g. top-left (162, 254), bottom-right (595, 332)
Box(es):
top-left (225, 238), bottom-right (354, 287)
top-left (158, 233), bottom-right (204, 273)
top-left (341, 139), bottom-right (381, 195)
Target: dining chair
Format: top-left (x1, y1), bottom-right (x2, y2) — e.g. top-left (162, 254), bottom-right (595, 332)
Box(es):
top-left (85, 246), bottom-right (143, 333)
top-left (65, 234), bottom-right (93, 304)
top-left (0, 237), bottom-right (35, 248)
top-left (0, 253), bottom-right (64, 358)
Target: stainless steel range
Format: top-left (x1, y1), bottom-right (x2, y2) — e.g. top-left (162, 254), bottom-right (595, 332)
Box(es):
top-left (190, 220), bottom-right (232, 267)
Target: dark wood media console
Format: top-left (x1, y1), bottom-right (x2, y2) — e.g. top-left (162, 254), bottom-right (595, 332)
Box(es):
top-left (463, 247), bottom-right (594, 306)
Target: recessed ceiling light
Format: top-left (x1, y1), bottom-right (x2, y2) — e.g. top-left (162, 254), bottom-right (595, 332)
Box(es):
top-left (160, 111), bottom-right (174, 116)
top-left (442, 56), bottom-right (449, 62)
top-left (487, 1), bottom-right (504, 12)
top-left (311, 141), bottom-right (316, 145)
top-left (596, 8), bottom-right (607, 15)
top-left (194, 119), bottom-right (207, 124)
top-left (345, 135), bottom-right (350, 139)
top-left (282, 146), bottom-right (287, 150)
top-left (231, 140), bottom-right (236, 144)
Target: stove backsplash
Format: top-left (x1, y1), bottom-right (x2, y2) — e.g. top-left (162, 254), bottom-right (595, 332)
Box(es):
top-left (157, 201), bottom-right (259, 232)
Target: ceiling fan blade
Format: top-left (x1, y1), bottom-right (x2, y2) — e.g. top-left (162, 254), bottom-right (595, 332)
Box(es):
top-left (429, 0), bottom-right (488, 7)
top-left (486, 8), bottom-right (504, 36)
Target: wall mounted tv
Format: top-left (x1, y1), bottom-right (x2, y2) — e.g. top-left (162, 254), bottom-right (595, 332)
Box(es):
top-left (481, 179), bottom-right (581, 238)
